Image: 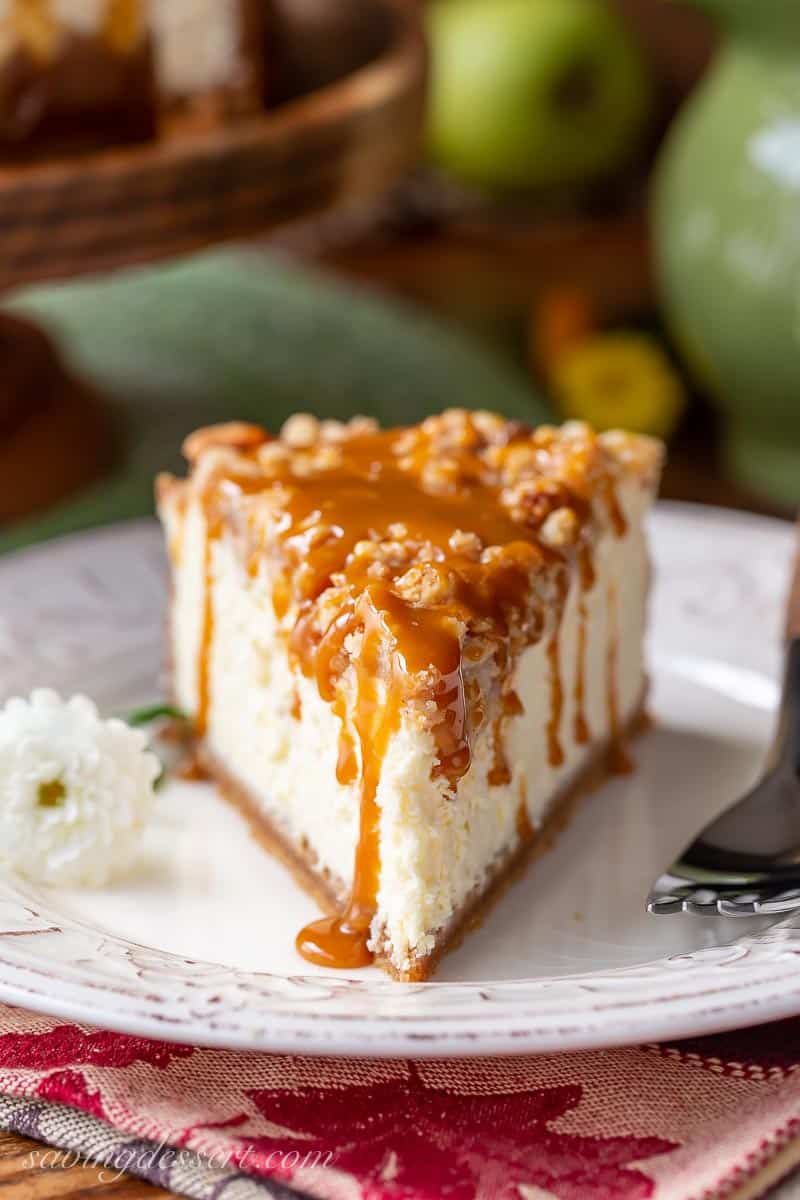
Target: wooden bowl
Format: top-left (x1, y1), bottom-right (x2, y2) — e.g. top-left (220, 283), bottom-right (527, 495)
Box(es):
top-left (0, 314), bottom-right (112, 524)
top-left (0, 0), bottom-right (427, 291)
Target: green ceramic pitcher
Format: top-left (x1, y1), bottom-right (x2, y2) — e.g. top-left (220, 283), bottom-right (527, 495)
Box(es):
top-left (653, 0), bottom-right (800, 504)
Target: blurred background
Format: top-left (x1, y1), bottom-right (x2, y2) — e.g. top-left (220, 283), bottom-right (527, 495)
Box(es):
top-left (1, 0), bottom-right (797, 552)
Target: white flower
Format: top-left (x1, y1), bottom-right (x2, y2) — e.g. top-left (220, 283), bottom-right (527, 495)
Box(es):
top-left (0, 690), bottom-right (159, 887)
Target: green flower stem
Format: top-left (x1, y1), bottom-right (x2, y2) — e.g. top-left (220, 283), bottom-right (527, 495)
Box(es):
top-left (126, 704), bottom-right (186, 727)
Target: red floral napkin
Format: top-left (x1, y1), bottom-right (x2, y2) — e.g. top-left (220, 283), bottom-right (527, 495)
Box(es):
top-left (0, 1004), bottom-right (799, 1200)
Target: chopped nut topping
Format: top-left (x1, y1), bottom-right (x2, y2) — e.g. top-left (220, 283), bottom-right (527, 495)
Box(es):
top-left (600, 430), bottom-right (664, 484)
top-left (155, 472), bottom-right (178, 506)
top-left (539, 507), bottom-right (580, 549)
top-left (347, 415), bottom-right (380, 436)
top-left (396, 563), bottom-right (456, 606)
top-left (182, 422), bottom-right (268, 464)
top-left (319, 420), bottom-right (348, 442)
top-left (421, 457), bottom-right (461, 494)
top-left (470, 409), bottom-right (507, 442)
top-left (560, 420), bottom-right (593, 440)
top-left (309, 444), bottom-right (344, 471)
top-left (257, 441), bottom-right (291, 472)
top-left (165, 409), bottom-right (661, 782)
top-left (193, 446), bottom-right (258, 488)
top-left (281, 413), bottom-right (320, 449)
top-left (448, 529), bottom-right (483, 558)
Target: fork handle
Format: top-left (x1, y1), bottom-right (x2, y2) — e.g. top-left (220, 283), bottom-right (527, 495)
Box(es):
top-left (777, 522), bottom-right (800, 774)
top-left (775, 640), bottom-right (800, 777)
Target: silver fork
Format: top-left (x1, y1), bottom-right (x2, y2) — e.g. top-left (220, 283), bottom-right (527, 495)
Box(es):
top-left (648, 525), bottom-right (800, 918)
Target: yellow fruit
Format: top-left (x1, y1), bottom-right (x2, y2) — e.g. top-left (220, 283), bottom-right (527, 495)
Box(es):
top-left (551, 333), bottom-right (686, 439)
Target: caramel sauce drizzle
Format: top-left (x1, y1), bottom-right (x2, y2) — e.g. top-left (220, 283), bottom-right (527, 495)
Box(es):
top-left (573, 608), bottom-right (590, 747)
top-left (605, 479), bottom-right (628, 539)
top-left (546, 572), bottom-right (570, 769)
top-left (517, 779), bottom-right (534, 845)
top-left (103, 0), bottom-right (144, 53)
top-left (12, 0), bottom-right (60, 62)
top-left (488, 691), bottom-right (523, 788)
top-left (606, 581), bottom-right (633, 775)
top-left (176, 756), bottom-right (210, 783)
top-left (196, 532), bottom-right (216, 738)
top-left (516, 805), bottom-right (534, 844)
top-left (573, 544), bottom-right (595, 746)
top-left (188, 419), bottom-right (630, 969)
top-left (546, 633), bottom-right (565, 769)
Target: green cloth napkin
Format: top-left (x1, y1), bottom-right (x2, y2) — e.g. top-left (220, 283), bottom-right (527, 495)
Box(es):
top-left (1, 249), bottom-right (548, 553)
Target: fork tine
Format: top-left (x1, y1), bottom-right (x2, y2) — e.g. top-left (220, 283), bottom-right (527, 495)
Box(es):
top-left (647, 873), bottom-right (800, 916)
top-left (683, 888), bottom-right (724, 916)
top-left (715, 885), bottom-right (800, 916)
top-left (647, 883), bottom-right (722, 915)
top-left (649, 879), bottom-right (800, 917)
top-left (647, 891), bottom-right (686, 914)
top-left (716, 891), bottom-right (762, 916)
top-left (752, 887), bottom-right (800, 915)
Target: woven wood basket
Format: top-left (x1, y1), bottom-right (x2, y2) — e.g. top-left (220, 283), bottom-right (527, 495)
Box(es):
top-left (0, 0), bottom-right (427, 290)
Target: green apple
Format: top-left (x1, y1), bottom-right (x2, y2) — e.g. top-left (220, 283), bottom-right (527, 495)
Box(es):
top-left (426, 0), bottom-right (653, 192)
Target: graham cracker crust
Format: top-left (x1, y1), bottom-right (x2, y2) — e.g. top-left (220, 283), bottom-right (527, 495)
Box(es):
top-left (196, 746), bottom-right (347, 918)
top-left (195, 702), bottom-right (649, 983)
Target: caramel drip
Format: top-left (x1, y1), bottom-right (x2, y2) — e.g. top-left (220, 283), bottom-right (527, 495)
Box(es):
top-left (290, 688), bottom-right (302, 722)
top-left (517, 782), bottom-right (534, 845)
top-left (488, 717), bottom-right (511, 788)
top-left (606, 582), bottom-right (633, 775)
top-left (546, 574), bottom-right (569, 769)
top-left (546, 633), bottom-right (565, 768)
top-left (296, 599), bottom-right (403, 968)
top-left (336, 735), bottom-right (358, 786)
top-left (177, 756), bottom-right (210, 783)
top-left (196, 492), bottom-right (227, 738)
top-left (188, 419), bottom-right (632, 969)
top-left (272, 574), bottom-right (291, 620)
top-left (488, 689), bottom-right (524, 787)
top-left (573, 544), bottom-right (595, 746)
top-left (333, 694), bottom-right (358, 786)
top-left (578, 541), bottom-right (596, 592)
top-left (196, 532), bottom-right (215, 738)
top-left (605, 479), bottom-right (627, 538)
top-left (103, 0), bottom-right (143, 53)
top-left (574, 606), bottom-right (590, 746)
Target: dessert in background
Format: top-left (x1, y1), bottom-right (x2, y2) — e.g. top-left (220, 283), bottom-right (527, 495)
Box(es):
top-left (0, 0), bottom-right (264, 155)
top-left (157, 411), bottom-right (662, 980)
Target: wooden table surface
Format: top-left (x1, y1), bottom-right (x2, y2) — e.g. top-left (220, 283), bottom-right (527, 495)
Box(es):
top-left (0, 1131), bottom-right (168, 1200)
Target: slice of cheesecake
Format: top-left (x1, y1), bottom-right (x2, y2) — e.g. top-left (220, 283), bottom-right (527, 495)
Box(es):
top-left (157, 411), bottom-right (662, 980)
top-left (0, 0), bottom-right (156, 151)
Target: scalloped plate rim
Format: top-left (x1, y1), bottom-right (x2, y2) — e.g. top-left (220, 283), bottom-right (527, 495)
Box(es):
top-left (0, 503), bottom-right (798, 1056)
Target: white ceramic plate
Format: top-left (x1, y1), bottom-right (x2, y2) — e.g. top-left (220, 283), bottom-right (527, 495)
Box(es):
top-left (1, 503), bottom-right (799, 1057)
